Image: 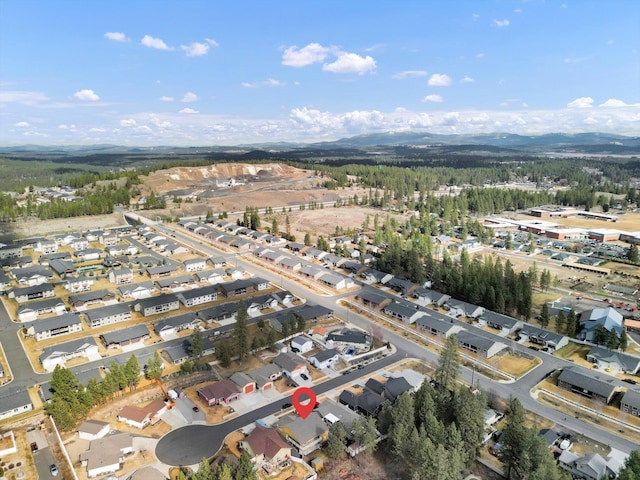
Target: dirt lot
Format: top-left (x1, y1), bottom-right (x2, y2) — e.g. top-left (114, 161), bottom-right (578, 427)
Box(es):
top-left (8, 212), bottom-right (124, 238)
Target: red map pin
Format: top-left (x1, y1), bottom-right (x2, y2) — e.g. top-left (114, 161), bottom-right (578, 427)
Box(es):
top-left (291, 386), bottom-right (317, 419)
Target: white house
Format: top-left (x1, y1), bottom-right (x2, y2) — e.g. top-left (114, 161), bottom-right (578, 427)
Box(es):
top-left (77, 420), bottom-right (110, 441)
top-left (291, 336), bottom-right (313, 354)
top-left (79, 432), bottom-right (134, 478)
top-left (309, 348), bottom-right (340, 369)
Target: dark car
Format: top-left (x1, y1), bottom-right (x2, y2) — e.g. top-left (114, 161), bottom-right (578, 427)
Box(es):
top-left (357, 364), bottom-right (365, 370)
top-left (622, 378), bottom-right (638, 385)
top-left (313, 401), bottom-right (320, 410)
top-left (30, 442), bottom-right (38, 453)
top-left (300, 373), bottom-right (309, 381)
top-left (281, 402), bottom-right (292, 410)
top-left (192, 406), bottom-right (200, 413)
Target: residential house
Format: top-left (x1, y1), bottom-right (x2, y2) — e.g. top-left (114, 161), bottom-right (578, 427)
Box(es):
top-left (481, 311), bottom-right (523, 336)
top-left (586, 345), bottom-right (640, 374)
top-left (197, 302), bottom-right (237, 324)
top-left (290, 336), bottom-right (313, 354)
top-left (355, 291), bottom-right (391, 310)
top-left (162, 337), bottom-right (215, 365)
top-left (415, 313), bottom-right (463, 338)
top-left (197, 380), bottom-right (242, 405)
top-left (239, 426), bottom-right (291, 474)
top-left (183, 258), bottom-right (207, 272)
top-left (146, 264), bottom-right (178, 279)
top-left (446, 300), bottom-right (485, 319)
top-left (100, 325), bottom-right (150, 349)
top-left (109, 268), bottom-right (134, 285)
top-left (413, 288), bottom-right (450, 307)
top-left (177, 285), bottom-right (218, 307)
top-left (361, 269), bottom-right (393, 285)
top-left (64, 275), bottom-right (94, 293)
top-left (218, 278), bottom-right (255, 298)
top-left (226, 266), bottom-right (245, 279)
top-left (153, 313), bottom-right (199, 339)
top-left (48, 258), bottom-right (76, 276)
top-left (326, 329), bottom-right (370, 351)
top-left (273, 352), bottom-right (308, 378)
top-left (84, 303), bottom-right (133, 328)
top-left (79, 432), bottom-right (135, 478)
top-left (517, 324), bottom-right (569, 350)
top-left (77, 420), bottom-right (110, 441)
top-left (40, 337), bottom-right (99, 372)
top-left (383, 376), bottom-right (413, 402)
top-left (69, 289), bottom-right (116, 309)
top-left (277, 412), bottom-right (329, 456)
top-left (0, 390), bottom-right (33, 421)
top-left (297, 304), bottom-right (333, 323)
top-left (125, 466), bottom-right (167, 480)
top-left (387, 277), bottom-right (417, 296)
top-left (26, 313), bottom-right (82, 341)
top-left (118, 282), bottom-right (156, 299)
top-left (230, 372), bottom-right (256, 394)
top-left (456, 331), bottom-right (508, 359)
top-left (74, 248), bottom-right (102, 261)
top-left (10, 265), bottom-right (52, 285)
top-left (196, 269), bottom-right (225, 285)
top-left (558, 449), bottom-right (627, 480)
top-left (383, 301), bottom-right (425, 324)
top-left (391, 369), bottom-right (427, 392)
top-left (557, 366), bottom-right (619, 404)
top-left (16, 298), bottom-right (66, 322)
top-left (338, 389), bottom-right (384, 417)
top-left (309, 348), bottom-right (340, 369)
top-left (37, 239), bottom-right (58, 254)
top-left (134, 293), bottom-right (180, 316)
top-left (0, 243), bottom-right (23, 260)
top-left (317, 272), bottom-right (350, 290)
top-left (316, 400), bottom-right (360, 432)
top-left (279, 257), bottom-right (302, 272)
top-left (99, 233), bottom-right (118, 246)
top-left (299, 265), bottom-right (325, 280)
top-left (209, 256), bottom-right (227, 268)
top-left (247, 364), bottom-right (282, 392)
top-left (579, 307), bottom-right (624, 342)
top-left (9, 283), bottom-right (55, 303)
top-left (0, 270), bottom-right (10, 292)
top-left (117, 405), bottom-right (152, 429)
top-left (341, 261), bottom-right (365, 276)
top-left (621, 389), bottom-right (640, 417)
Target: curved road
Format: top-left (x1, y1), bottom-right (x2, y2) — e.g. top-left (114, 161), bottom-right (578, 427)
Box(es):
top-left (155, 353), bottom-right (400, 465)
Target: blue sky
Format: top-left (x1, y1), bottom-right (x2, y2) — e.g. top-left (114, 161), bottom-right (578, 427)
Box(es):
top-left (1, 0), bottom-right (639, 145)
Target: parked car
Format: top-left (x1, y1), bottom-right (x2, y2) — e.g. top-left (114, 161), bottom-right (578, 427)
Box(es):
top-left (300, 373), bottom-right (309, 381)
top-left (281, 402), bottom-right (292, 410)
top-left (622, 378), bottom-right (638, 385)
top-left (192, 406), bottom-right (200, 413)
top-left (50, 464), bottom-right (59, 476)
top-left (30, 442), bottom-right (38, 453)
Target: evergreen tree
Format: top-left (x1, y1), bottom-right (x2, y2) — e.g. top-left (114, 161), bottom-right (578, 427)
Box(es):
top-left (565, 309), bottom-right (578, 337)
top-left (325, 421), bottom-right (347, 460)
top-left (501, 398), bottom-right (529, 479)
top-left (271, 217), bottom-right (278, 235)
top-left (555, 311), bottom-right (566, 334)
top-left (217, 341), bottom-right (232, 368)
top-left (620, 330), bottom-right (629, 351)
top-left (618, 449), bottom-right (640, 480)
top-left (390, 392), bottom-right (415, 462)
top-left (627, 243), bottom-right (639, 263)
top-left (192, 458), bottom-right (213, 480)
top-left (362, 416), bottom-right (378, 454)
top-left (146, 351), bottom-right (164, 380)
top-left (189, 326), bottom-right (204, 358)
top-left (303, 232), bottom-right (311, 246)
top-left (234, 450), bottom-right (258, 480)
top-left (539, 303), bottom-right (550, 329)
top-left (453, 386), bottom-right (487, 466)
top-left (434, 334), bottom-right (461, 391)
top-left (234, 300), bottom-right (249, 362)
top-left (123, 354), bottom-right (140, 390)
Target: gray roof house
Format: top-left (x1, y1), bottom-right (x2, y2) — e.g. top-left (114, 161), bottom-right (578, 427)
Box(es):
top-left (272, 352), bottom-right (308, 378)
top-left (620, 389), bottom-right (640, 417)
top-left (557, 366), bottom-right (619, 404)
top-left (134, 293), bottom-right (180, 316)
top-left (415, 313), bottom-right (462, 338)
top-left (355, 291), bottom-right (391, 310)
top-left (480, 311), bottom-right (523, 336)
top-left (247, 364), bottom-right (282, 391)
top-left (413, 287), bottom-right (450, 307)
top-left (517, 324), bottom-right (569, 350)
top-left (586, 346), bottom-right (640, 375)
top-left (0, 389), bottom-right (33, 421)
top-left (456, 331), bottom-right (508, 359)
top-left (39, 336), bottom-right (99, 372)
top-left (446, 300), bottom-right (485, 319)
top-left (277, 412), bottom-right (328, 456)
top-left (101, 325), bottom-right (150, 348)
top-left (84, 303), bottom-right (133, 328)
top-left (177, 285), bottom-right (218, 307)
top-left (383, 301), bottom-right (424, 324)
top-left (27, 313), bottom-right (83, 341)
top-left (153, 313), bottom-right (200, 338)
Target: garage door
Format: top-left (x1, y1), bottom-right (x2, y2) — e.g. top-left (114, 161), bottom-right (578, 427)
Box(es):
top-left (263, 383), bottom-right (272, 391)
top-left (245, 384), bottom-right (255, 393)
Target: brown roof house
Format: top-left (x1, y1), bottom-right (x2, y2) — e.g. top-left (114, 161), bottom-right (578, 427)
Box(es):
top-left (197, 380), bottom-right (241, 406)
top-left (117, 399), bottom-right (168, 429)
top-left (239, 426), bottom-right (291, 475)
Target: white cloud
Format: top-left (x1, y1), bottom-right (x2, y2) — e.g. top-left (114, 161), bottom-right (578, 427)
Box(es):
top-left (205, 38), bottom-right (219, 47)
top-left (428, 74), bottom-right (452, 86)
top-left (323, 53), bottom-right (376, 74)
top-left (461, 76), bottom-right (475, 83)
top-left (476, 53), bottom-right (485, 59)
top-left (567, 97), bottom-right (594, 108)
top-left (492, 19), bottom-right (510, 27)
top-left (141, 35), bottom-right (171, 50)
top-left (73, 89), bottom-right (100, 101)
top-left (58, 124), bottom-right (76, 131)
top-left (514, 9), bottom-right (521, 13)
top-left (120, 118), bottom-right (137, 127)
top-left (181, 92), bottom-right (198, 103)
top-left (179, 107), bottom-right (199, 114)
top-left (282, 43), bottom-right (333, 67)
top-left (15, 121), bottom-right (29, 127)
top-left (422, 94), bottom-right (443, 103)
top-left (181, 41), bottom-right (213, 57)
top-left (104, 32), bottom-right (128, 42)
top-left (472, 13), bottom-right (480, 21)
top-left (392, 70), bottom-right (428, 79)
top-left (241, 78), bottom-right (286, 88)
top-left (0, 90), bottom-right (49, 105)
top-left (160, 96), bottom-right (175, 102)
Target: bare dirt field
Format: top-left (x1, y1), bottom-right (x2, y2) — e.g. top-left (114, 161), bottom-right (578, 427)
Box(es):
top-left (512, 211), bottom-right (640, 232)
top-left (7, 212), bottom-right (124, 238)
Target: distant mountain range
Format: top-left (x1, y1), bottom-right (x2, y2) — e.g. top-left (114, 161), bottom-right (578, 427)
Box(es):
top-left (1, 132), bottom-right (639, 157)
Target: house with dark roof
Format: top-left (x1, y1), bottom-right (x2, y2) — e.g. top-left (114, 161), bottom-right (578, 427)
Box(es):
top-left (446, 300), bottom-right (485, 319)
top-left (383, 301), bottom-right (424, 324)
top-left (27, 313), bottom-right (82, 341)
top-left (0, 389), bottom-right (33, 420)
top-left (197, 302), bottom-right (237, 323)
top-left (273, 352), bottom-right (308, 378)
top-left (40, 337), bottom-right (99, 372)
top-left (309, 348), bottom-right (340, 369)
top-left (480, 311), bottom-right (523, 336)
top-left (153, 313), bottom-right (200, 338)
top-left (586, 346), bottom-right (640, 375)
top-left (338, 389), bottom-right (385, 417)
top-left (231, 372), bottom-right (256, 394)
top-left (456, 331), bottom-right (508, 359)
top-left (326, 329), bottom-right (370, 350)
top-left (361, 269), bottom-right (393, 285)
top-left (209, 256), bottom-right (227, 268)
top-left (177, 285), bottom-right (218, 307)
top-left (517, 324), bottom-right (569, 350)
top-left (415, 313), bottom-right (463, 338)
top-left (84, 303), bottom-right (133, 328)
top-left (146, 264), bottom-right (178, 279)
top-left (79, 432), bottom-right (135, 478)
top-left (620, 389), bottom-right (640, 417)
top-left (383, 377), bottom-right (413, 402)
top-left (239, 426), bottom-right (291, 474)
top-left (134, 293), bottom-right (180, 316)
top-left (297, 304), bottom-right (333, 323)
top-left (183, 258), bottom-right (207, 272)
top-left (0, 243), bottom-right (23, 260)
top-left (17, 298), bottom-right (66, 322)
top-left (557, 366), bottom-right (619, 404)
top-left (49, 258), bottom-right (77, 276)
top-left (218, 278), bottom-right (255, 297)
top-left (579, 307), bottom-right (624, 342)
top-left (156, 274), bottom-right (196, 290)
top-left (558, 449), bottom-right (627, 480)
top-left (387, 277), bottom-right (417, 296)
top-left (197, 380), bottom-right (242, 405)
top-left (247, 364), bottom-right (282, 391)
top-left (277, 412), bottom-right (329, 456)
top-left (0, 270), bottom-right (11, 292)
top-left (100, 325), bottom-right (150, 349)
top-left (355, 291), bottom-right (391, 310)
top-left (9, 283), bottom-right (55, 303)
top-left (69, 289), bottom-right (116, 309)
top-left (162, 337), bottom-right (215, 365)
top-left (413, 288), bottom-right (450, 307)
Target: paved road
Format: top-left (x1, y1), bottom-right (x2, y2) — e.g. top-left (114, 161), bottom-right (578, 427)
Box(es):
top-left (155, 352), bottom-right (400, 465)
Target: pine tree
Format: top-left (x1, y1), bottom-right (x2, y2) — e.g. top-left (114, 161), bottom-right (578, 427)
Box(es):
top-left (234, 450), bottom-right (258, 480)
top-left (271, 217), bottom-right (278, 235)
top-left (325, 421), bottom-right (347, 460)
top-left (146, 351), bottom-right (164, 380)
top-left (192, 458), bottom-right (213, 480)
top-left (501, 398), bottom-right (529, 479)
top-left (620, 330), bottom-right (629, 351)
top-left (217, 341), bottom-right (232, 368)
top-left (390, 392), bottom-right (415, 462)
top-left (555, 311), bottom-right (566, 334)
top-left (189, 326), bottom-right (204, 358)
top-left (234, 300), bottom-right (249, 362)
top-left (434, 334), bottom-right (461, 391)
top-left (123, 354), bottom-right (140, 390)
top-left (565, 309), bottom-right (578, 337)
top-left (539, 303), bottom-right (550, 329)
top-left (618, 449), bottom-right (640, 480)
top-left (303, 232), bottom-right (311, 246)
top-left (628, 243), bottom-right (639, 263)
